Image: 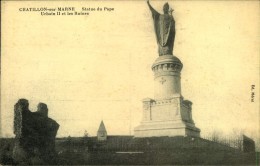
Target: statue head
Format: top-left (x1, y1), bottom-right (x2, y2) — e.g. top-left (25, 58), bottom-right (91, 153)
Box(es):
top-left (37, 102), bottom-right (48, 117)
top-left (16, 98), bottom-right (29, 111)
top-left (163, 2), bottom-right (169, 14)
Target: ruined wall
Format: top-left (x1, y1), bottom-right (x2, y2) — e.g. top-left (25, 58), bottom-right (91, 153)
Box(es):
top-left (13, 99), bottom-right (59, 165)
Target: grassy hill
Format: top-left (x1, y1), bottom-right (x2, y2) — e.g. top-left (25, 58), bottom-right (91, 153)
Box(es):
top-left (1, 136), bottom-right (257, 165)
top-left (55, 136), bottom-right (256, 165)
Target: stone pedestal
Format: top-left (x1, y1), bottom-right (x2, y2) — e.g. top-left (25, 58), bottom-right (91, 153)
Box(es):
top-left (153, 55), bottom-right (182, 99)
top-left (134, 55), bottom-right (200, 137)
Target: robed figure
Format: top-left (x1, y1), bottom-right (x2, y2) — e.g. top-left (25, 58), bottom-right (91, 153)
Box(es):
top-left (147, 0), bottom-right (175, 56)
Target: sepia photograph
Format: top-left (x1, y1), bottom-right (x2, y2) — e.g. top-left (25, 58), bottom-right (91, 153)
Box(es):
top-left (1, 0), bottom-right (259, 165)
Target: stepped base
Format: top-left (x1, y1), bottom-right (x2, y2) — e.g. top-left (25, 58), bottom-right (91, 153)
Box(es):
top-left (134, 120), bottom-right (200, 138)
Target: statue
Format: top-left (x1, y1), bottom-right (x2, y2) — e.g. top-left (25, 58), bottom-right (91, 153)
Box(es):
top-left (147, 0), bottom-right (175, 56)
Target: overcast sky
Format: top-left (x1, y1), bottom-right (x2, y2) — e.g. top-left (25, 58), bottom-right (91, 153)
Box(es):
top-left (1, 1), bottom-right (259, 139)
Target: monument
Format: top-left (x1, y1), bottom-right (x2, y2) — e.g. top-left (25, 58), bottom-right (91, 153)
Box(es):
top-left (134, 1), bottom-right (200, 137)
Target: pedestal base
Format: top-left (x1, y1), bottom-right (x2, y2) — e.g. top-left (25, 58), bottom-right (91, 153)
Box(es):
top-left (134, 120), bottom-right (200, 138)
top-left (134, 55), bottom-right (200, 138)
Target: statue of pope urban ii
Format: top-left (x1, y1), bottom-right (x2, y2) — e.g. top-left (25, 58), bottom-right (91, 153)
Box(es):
top-left (147, 0), bottom-right (176, 56)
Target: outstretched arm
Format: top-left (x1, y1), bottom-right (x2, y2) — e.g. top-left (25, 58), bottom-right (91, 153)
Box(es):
top-left (147, 0), bottom-right (159, 16)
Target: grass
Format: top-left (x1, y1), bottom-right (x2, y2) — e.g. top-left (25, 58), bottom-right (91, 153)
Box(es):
top-left (0, 136), bottom-right (257, 165)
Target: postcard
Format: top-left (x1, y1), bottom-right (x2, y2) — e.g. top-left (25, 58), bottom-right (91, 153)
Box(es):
top-left (1, 0), bottom-right (259, 165)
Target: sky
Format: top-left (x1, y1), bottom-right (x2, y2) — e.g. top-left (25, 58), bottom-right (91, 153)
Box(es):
top-left (1, 1), bottom-right (259, 140)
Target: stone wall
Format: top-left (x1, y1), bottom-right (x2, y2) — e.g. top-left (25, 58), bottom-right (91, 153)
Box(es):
top-left (13, 99), bottom-right (59, 165)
